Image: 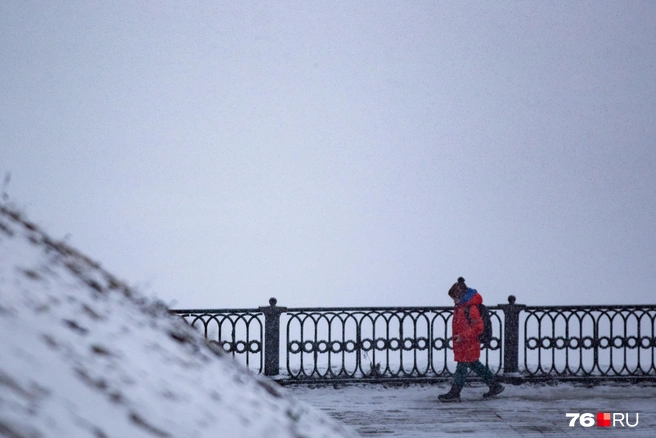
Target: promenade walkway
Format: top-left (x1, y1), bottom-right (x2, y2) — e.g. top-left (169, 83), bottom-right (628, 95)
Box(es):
top-left (287, 381), bottom-right (656, 437)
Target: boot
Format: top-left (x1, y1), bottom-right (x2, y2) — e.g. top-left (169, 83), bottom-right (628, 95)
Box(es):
top-left (438, 385), bottom-right (462, 403)
top-left (482, 381), bottom-right (504, 399)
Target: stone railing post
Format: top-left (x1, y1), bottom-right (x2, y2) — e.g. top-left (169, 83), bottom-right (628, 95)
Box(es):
top-left (259, 297), bottom-right (287, 376)
top-left (498, 295), bottom-right (525, 375)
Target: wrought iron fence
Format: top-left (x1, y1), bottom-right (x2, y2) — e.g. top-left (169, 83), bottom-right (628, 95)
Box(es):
top-left (521, 305), bottom-right (656, 379)
top-left (173, 307), bottom-right (264, 372)
top-left (171, 296), bottom-right (656, 383)
top-left (282, 305), bottom-right (502, 380)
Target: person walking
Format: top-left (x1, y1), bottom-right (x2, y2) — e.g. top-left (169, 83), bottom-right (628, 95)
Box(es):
top-left (438, 277), bottom-right (504, 402)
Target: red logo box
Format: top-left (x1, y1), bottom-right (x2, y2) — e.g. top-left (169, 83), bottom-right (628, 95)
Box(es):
top-left (597, 412), bottom-right (611, 427)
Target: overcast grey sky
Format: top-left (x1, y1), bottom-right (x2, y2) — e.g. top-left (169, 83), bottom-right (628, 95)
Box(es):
top-left (2, 1), bottom-right (655, 309)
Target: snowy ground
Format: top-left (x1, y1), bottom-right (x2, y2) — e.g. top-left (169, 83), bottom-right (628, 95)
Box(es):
top-left (0, 205), bottom-right (357, 438)
top-left (287, 382), bottom-right (656, 437)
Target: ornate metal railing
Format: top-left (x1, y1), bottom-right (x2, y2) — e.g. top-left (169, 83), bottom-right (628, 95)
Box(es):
top-left (171, 297), bottom-right (656, 383)
top-left (174, 307), bottom-right (265, 373)
top-left (283, 306), bottom-right (502, 380)
top-left (522, 305), bottom-right (656, 379)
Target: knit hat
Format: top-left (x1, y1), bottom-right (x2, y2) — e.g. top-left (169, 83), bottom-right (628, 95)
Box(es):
top-left (448, 277), bottom-right (467, 298)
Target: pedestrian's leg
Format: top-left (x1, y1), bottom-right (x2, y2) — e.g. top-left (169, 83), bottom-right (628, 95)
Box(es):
top-left (439, 363), bottom-right (468, 402)
top-left (470, 361), bottom-right (494, 385)
top-left (453, 362), bottom-right (470, 388)
top-left (470, 361), bottom-right (505, 398)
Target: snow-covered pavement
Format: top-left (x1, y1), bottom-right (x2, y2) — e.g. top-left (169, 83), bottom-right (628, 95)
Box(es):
top-left (287, 381), bottom-right (656, 437)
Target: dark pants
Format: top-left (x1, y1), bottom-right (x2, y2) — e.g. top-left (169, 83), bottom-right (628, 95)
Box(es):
top-left (453, 361), bottom-right (495, 388)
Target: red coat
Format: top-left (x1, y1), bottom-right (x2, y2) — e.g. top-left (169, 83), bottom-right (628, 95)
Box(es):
top-left (452, 291), bottom-right (483, 362)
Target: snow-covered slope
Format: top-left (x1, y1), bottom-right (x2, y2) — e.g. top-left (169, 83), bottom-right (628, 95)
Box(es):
top-left (0, 205), bottom-right (357, 438)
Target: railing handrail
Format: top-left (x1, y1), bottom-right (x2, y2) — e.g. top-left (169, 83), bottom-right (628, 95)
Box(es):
top-left (172, 308), bottom-right (261, 314)
top-left (284, 306), bottom-right (500, 312)
top-left (170, 304), bottom-right (511, 315)
top-left (523, 304), bottom-right (656, 310)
